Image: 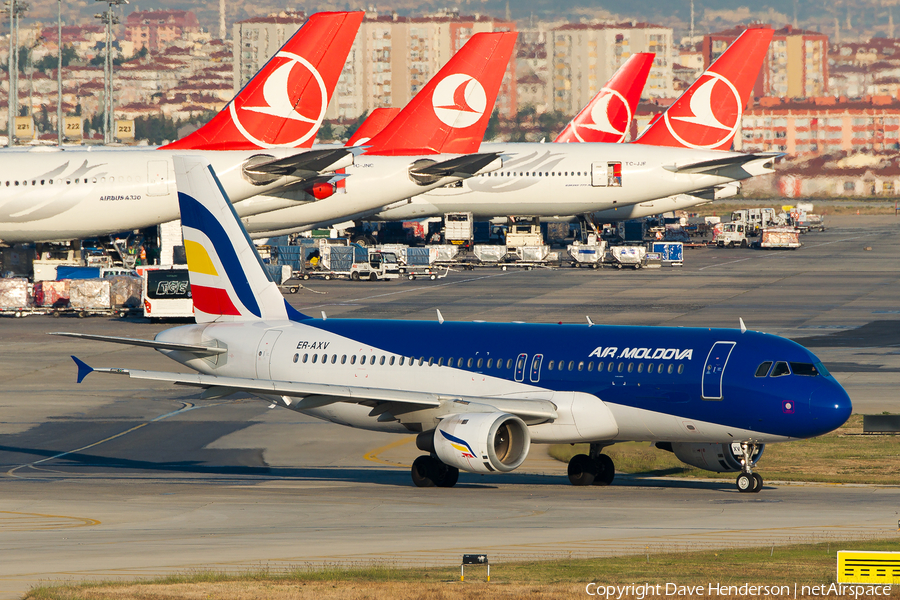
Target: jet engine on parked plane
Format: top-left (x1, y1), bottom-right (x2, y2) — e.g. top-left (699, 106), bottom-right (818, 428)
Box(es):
top-left (659, 442), bottom-right (764, 472)
top-left (418, 412), bottom-right (531, 474)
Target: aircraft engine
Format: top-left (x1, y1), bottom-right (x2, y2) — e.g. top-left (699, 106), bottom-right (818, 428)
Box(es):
top-left (665, 442), bottom-right (764, 472)
top-left (427, 412), bottom-right (530, 474)
top-left (309, 182), bottom-right (335, 200)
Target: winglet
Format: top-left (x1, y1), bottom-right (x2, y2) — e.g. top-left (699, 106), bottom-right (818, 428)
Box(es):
top-left (437, 309), bottom-right (445, 324)
top-left (586, 316), bottom-right (594, 327)
top-left (72, 356), bottom-right (94, 384)
top-left (739, 318), bottom-right (747, 333)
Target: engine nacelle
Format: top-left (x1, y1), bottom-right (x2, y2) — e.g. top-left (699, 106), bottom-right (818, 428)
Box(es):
top-left (431, 412), bottom-right (530, 474)
top-left (308, 182), bottom-right (335, 200)
top-left (666, 442), bottom-right (764, 473)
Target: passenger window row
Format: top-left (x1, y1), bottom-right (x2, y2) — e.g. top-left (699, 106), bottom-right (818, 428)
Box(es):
top-left (547, 359), bottom-right (685, 375)
top-left (3, 176), bottom-right (140, 187)
top-left (480, 171), bottom-right (586, 178)
top-left (291, 353), bottom-right (514, 369)
top-left (754, 361), bottom-right (824, 378)
top-left (289, 352), bottom-right (686, 376)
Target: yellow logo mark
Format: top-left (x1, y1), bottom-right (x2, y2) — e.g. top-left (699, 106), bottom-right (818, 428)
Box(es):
top-left (184, 239), bottom-right (218, 276)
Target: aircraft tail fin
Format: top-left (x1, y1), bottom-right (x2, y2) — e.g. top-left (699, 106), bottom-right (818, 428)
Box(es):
top-left (554, 52), bottom-right (654, 144)
top-left (346, 108), bottom-right (402, 146)
top-left (364, 31), bottom-right (518, 156)
top-left (163, 11), bottom-right (363, 151)
top-left (174, 155), bottom-right (310, 323)
top-left (633, 27), bottom-right (773, 151)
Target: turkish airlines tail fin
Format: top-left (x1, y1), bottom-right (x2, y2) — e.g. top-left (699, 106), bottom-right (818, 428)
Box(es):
top-left (634, 27), bottom-right (774, 151)
top-left (163, 11), bottom-right (363, 151)
top-left (554, 53), bottom-right (654, 144)
top-left (174, 156), bottom-right (310, 323)
top-left (346, 108), bottom-right (402, 146)
top-left (364, 31), bottom-right (518, 156)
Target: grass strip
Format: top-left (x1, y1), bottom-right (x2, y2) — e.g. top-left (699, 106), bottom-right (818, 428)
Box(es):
top-left (26, 538), bottom-right (900, 599)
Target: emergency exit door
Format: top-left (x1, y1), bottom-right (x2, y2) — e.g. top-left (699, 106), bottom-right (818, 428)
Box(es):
top-left (702, 341), bottom-right (736, 400)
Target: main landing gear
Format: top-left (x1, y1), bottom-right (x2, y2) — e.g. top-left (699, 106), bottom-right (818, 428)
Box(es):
top-left (567, 443), bottom-right (615, 486)
top-left (735, 442), bottom-right (763, 493)
top-left (411, 455), bottom-right (459, 488)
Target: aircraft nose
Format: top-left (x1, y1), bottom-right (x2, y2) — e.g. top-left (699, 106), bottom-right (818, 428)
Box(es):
top-left (808, 380), bottom-right (852, 436)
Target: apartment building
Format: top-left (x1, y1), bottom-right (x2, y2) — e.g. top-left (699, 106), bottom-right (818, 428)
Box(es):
top-left (703, 25), bottom-right (828, 99)
top-left (125, 10), bottom-right (202, 54)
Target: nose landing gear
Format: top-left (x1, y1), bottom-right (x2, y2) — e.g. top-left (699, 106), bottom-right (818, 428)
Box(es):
top-left (735, 442), bottom-right (763, 493)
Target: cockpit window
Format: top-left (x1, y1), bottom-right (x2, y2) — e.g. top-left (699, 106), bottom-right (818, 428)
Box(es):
top-left (815, 362), bottom-right (830, 377)
top-left (755, 362), bottom-right (772, 378)
top-left (790, 362), bottom-right (819, 377)
top-left (770, 361), bottom-right (791, 377)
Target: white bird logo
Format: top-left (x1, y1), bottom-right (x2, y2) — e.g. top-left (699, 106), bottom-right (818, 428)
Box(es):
top-left (663, 71), bottom-right (743, 149)
top-left (230, 51), bottom-right (328, 148)
top-left (573, 88), bottom-right (630, 142)
top-left (432, 74), bottom-right (488, 129)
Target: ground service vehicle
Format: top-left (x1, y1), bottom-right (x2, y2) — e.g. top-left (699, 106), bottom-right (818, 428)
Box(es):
top-left (350, 250), bottom-right (401, 281)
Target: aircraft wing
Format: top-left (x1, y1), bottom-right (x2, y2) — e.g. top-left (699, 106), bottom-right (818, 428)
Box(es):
top-left (409, 152), bottom-right (503, 178)
top-left (71, 359), bottom-right (559, 421)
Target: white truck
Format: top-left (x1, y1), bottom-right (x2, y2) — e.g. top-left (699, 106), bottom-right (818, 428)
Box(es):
top-left (350, 250), bottom-right (401, 281)
top-left (713, 222), bottom-right (750, 248)
top-left (443, 212), bottom-right (474, 244)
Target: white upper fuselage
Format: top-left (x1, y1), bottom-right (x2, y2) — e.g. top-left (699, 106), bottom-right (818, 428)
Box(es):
top-left (0, 146), bottom-right (468, 243)
top-left (242, 143), bottom-right (771, 235)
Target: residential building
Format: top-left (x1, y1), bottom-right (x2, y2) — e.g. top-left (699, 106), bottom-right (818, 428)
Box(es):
top-left (548, 22), bottom-right (674, 115)
top-left (703, 25), bottom-right (828, 99)
top-left (125, 10), bottom-right (201, 54)
top-left (739, 95), bottom-right (900, 156)
top-left (232, 11), bottom-right (307, 91)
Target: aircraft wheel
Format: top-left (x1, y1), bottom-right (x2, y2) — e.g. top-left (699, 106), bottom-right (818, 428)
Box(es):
top-left (436, 465), bottom-right (459, 488)
top-left (411, 455), bottom-right (438, 487)
top-left (567, 453), bottom-right (598, 486)
top-left (593, 454), bottom-right (615, 486)
top-left (752, 473), bottom-right (763, 493)
top-left (736, 473), bottom-right (754, 493)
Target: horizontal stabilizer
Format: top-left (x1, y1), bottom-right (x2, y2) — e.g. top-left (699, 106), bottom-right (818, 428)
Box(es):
top-left (51, 332), bottom-right (227, 356)
top-left (71, 356), bottom-right (93, 384)
top-left (410, 152), bottom-right (502, 178)
top-left (663, 153), bottom-right (780, 175)
top-left (244, 147), bottom-right (357, 178)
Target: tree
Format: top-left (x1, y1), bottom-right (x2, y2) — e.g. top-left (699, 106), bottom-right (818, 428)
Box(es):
top-left (34, 46), bottom-right (77, 71)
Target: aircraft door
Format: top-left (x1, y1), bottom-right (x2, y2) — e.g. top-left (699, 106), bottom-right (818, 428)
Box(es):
top-left (530, 354), bottom-right (543, 383)
top-left (255, 330), bottom-right (282, 379)
top-left (591, 162), bottom-right (607, 187)
top-left (701, 341), bottom-right (736, 400)
top-left (514, 353), bottom-right (527, 382)
top-left (147, 160), bottom-right (170, 197)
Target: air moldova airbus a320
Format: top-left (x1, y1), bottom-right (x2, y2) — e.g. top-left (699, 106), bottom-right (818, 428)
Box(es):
top-left (57, 157), bottom-right (852, 493)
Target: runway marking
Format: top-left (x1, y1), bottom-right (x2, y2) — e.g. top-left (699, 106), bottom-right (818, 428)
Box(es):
top-left (5, 402), bottom-right (199, 479)
top-left (0, 510), bottom-right (100, 530)
top-left (698, 233), bottom-right (880, 271)
top-left (363, 436), bottom-right (414, 467)
top-left (301, 272), bottom-right (511, 310)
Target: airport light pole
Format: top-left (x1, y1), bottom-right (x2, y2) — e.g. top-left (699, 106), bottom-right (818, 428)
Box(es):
top-left (57, 0), bottom-right (62, 145)
top-left (4, 0), bottom-right (28, 147)
top-left (94, 0), bottom-right (127, 144)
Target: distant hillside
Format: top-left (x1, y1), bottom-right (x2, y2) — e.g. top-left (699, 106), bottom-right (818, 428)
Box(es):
top-left (13, 0), bottom-right (894, 41)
